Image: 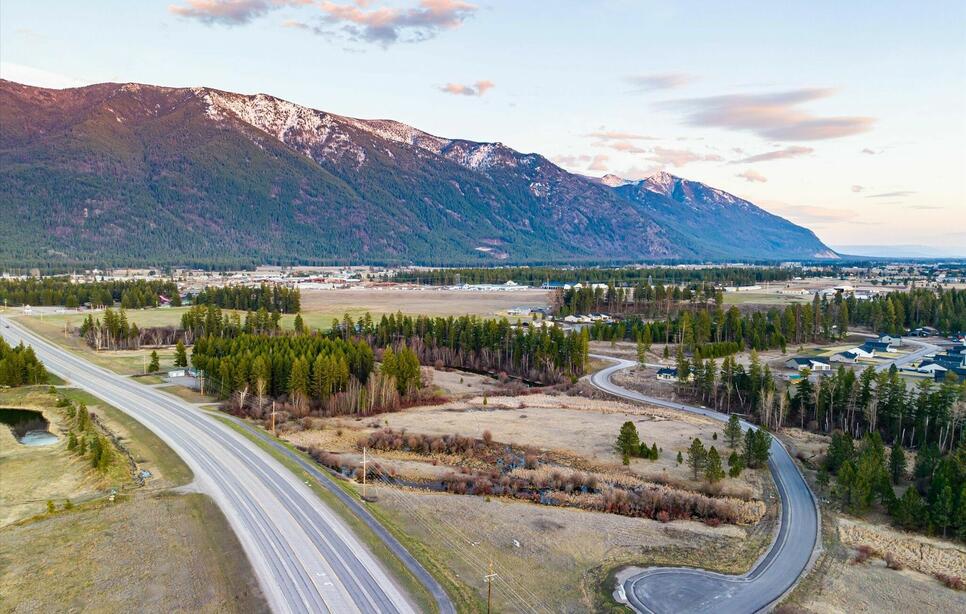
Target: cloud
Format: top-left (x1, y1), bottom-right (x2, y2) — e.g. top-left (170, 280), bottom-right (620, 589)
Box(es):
top-left (170, 0), bottom-right (304, 25)
top-left (775, 205), bottom-right (859, 225)
top-left (730, 145), bottom-right (813, 164)
top-left (624, 73), bottom-right (693, 92)
top-left (588, 154), bottom-right (610, 172)
top-left (661, 88), bottom-right (874, 141)
top-left (861, 148), bottom-right (878, 154)
top-left (649, 147), bottom-right (723, 167)
top-left (851, 185), bottom-right (864, 193)
top-left (908, 205), bottom-right (943, 210)
top-left (551, 154), bottom-right (591, 167)
top-left (591, 140), bottom-right (648, 154)
top-left (439, 80), bottom-right (493, 96)
top-left (317, 0), bottom-right (476, 45)
top-left (584, 130), bottom-right (657, 141)
top-left (0, 62), bottom-right (90, 89)
top-left (736, 170), bottom-right (768, 183)
top-left (866, 190), bottom-right (915, 198)
top-left (173, 0), bottom-right (475, 45)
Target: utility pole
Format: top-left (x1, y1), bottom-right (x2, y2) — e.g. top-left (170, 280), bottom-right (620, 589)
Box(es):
top-left (362, 446), bottom-right (367, 500)
top-left (271, 401), bottom-right (277, 436)
top-left (485, 561), bottom-right (496, 614)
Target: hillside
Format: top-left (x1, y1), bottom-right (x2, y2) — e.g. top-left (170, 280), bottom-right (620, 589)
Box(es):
top-left (0, 79), bottom-right (836, 268)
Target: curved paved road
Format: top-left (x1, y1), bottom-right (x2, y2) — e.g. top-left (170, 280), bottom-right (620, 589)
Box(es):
top-left (1, 318), bottom-right (441, 614)
top-left (588, 355), bottom-right (821, 614)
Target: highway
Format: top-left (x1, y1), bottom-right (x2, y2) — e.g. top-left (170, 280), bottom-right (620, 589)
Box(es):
top-left (0, 317), bottom-right (436, 614)
top-left (588, 355), bottom-right (821, 614)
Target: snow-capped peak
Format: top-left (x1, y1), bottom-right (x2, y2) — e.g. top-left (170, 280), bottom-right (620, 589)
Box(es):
top-left (598, 173), bottom-right (634, 187)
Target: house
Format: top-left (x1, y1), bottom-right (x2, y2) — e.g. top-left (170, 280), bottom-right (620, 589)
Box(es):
top-left (563, 315), bottom-right (580, 324)
top-left (911, 326), bottom-right (939, 337)
top-left (831, 351), bottom-right (859, 364)
top-left (850, 346), bottom-right (875, 359)
top-left (934, 352), bottom-right (966, 369)
top-left (656, 367), bottom-right (678, 381)
top-left (877, 334), bottom-right (902, 347)
top-left (935, 366), bottom-right (966, 383)
top-left (861, 340), bottom-right (893, 353)
top-left (917, 360), bottom-right (948, 375)
top-left (785, 357), bottom-right (831, 372)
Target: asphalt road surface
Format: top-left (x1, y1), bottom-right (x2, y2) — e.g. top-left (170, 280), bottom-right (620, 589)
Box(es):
top-left (1, 317), bottom-right (428, 614)
top-left (588, 354), bottom-right (820, 614)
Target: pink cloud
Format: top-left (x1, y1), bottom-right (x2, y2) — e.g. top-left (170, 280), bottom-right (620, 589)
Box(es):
top-left (587, 154), bottom-right (610, 171)
top-left (730, 145), bottom-right (814, 164)
top-left (584, 130), bottom-right (657, 141)
top-left (736, 170), bottom-right (768, 183)
top-left (170, 0), bottom-right (308, 25)
top-left (318, 0), bottom-right (476, 44)
top-left (624, 73), bottom-right (693, 92)
top-left (663, 88), bottom-right (874, 141)
top-left (439, 80), bottom-right (494, 96)
top-left (649, 147), bottom-right (723, 167)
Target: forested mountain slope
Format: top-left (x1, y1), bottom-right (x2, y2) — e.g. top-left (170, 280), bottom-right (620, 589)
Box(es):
top-left (0, 80), bottom-right (836, 268)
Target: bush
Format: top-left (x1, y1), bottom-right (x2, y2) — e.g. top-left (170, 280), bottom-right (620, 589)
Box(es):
top-left (884, 552), bottom-right (903, 570)
top-left (935, 573), bottom-right (965, 591)
top-left (850, 544), bottom-right (876, 564)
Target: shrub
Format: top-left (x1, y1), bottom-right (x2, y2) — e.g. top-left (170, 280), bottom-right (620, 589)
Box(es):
top-left (851, 544), bottom-right (876, 564)
top-left (935, 573), bottom-right (965, 591)
top-left (884, 552), bottom-right (903, 570)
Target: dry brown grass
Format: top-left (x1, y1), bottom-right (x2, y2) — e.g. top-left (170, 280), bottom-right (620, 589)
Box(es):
top-left (838, 517), bottom-right (966, 578)
top-left (0, 493), bottom-right (266, 613)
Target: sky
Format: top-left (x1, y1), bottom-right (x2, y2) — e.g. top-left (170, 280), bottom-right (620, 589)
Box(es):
top-left (2, 0), bottom-right (965, 255)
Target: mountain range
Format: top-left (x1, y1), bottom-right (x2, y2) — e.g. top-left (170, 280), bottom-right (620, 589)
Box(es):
top-left (0, 79), bottom-right (837, 268)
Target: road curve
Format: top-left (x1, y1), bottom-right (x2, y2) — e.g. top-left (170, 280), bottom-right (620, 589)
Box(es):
top-left (1, 317), bottom-right (431, 614)
top-left (588, 354), bottom-right (821, 614)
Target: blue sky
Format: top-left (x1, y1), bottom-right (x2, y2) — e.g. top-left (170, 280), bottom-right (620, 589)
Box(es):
top-left (2, 1), bottom-right (964, 254)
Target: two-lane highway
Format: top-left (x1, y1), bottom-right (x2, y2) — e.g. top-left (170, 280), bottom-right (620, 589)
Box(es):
top-left (588, 355), bottom-right (821, 614)
top-left (1, 317), bottom-right (430, 614)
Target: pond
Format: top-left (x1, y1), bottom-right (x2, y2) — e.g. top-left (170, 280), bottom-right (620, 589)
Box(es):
top-left (0, 408), bottom-right (59, 446)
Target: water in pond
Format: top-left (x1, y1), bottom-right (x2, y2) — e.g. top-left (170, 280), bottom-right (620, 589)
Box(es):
top-left (0, 408), bottom-right (58, 446)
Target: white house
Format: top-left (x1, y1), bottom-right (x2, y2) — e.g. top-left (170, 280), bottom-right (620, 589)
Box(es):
top-left (850, 346), bottom-right (875, 359)
top-left (785, 357), bottom-right (831, 371)
top-left (877, 334), bottom-right (902, 347)
top-left (656, 367), bottom-right (678, 381)
top-left (831, 351), bottom-right (859, 364)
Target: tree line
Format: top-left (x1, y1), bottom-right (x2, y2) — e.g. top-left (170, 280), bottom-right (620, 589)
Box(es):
top-left (793, 365), bottom-right (965, 452)
top-left (190, 333), bottom-right (391, 419)
top-left (0, 278), bottom-right (180, 309)
top-left (192, 284), bottom-right (301, 314)
top-left (822, 431), bottom-right (966, 542)
top-left (348, 312), bottom-right (589, 384)
top-left (0, 338), bottom-right (48, 386)
top-left (393, 266), bottom-right (798, 287)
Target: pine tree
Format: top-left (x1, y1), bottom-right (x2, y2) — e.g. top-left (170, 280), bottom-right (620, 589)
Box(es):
top-left (174, 340), bottom-right (188, 368)
top-left (687, 438), bottom-right (707, 480)
top-left (728, 450), bottom-right (744, 478)
top-left (148, 350), bottom-right (160, 373)
top-left (294, 313), bottom-right (305, 334)
top-left (893, 486), bottom-right (925, 530)
top-left (888, 445), bottom-right (906, 485)
top-left (616, 421), bottom-right (641, 458)
top-left (705, 446), bottom-right (725, 483)
top-left (676, 450), bottom-right (683, 465)
top-left (932, 484), bottom-right (953, 537)
top-left (724, 414), bottom-right (742, 448)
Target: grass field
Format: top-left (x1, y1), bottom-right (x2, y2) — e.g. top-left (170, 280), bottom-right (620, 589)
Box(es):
top-left (0, 493), bottom-right (267, 614)
top-left (0, 385), bottom-right (261, 613)
top-left (0, 386), bottom-right (130, 525)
